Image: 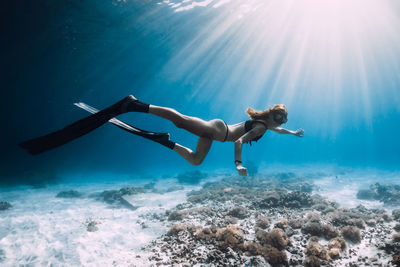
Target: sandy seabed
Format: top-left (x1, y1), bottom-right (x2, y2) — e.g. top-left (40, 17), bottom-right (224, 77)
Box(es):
top-left (0, 167), bottom-right (399, 266)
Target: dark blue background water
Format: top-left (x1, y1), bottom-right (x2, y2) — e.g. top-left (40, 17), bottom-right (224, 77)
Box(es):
top-left (2, 0), bottom-right (400, 185)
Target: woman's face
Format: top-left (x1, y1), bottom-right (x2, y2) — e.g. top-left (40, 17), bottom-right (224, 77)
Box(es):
top-left (272, 109), bottom-right (288, 125)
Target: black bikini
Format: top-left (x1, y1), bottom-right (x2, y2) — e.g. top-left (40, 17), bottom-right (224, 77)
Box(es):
top-left (244, 119), bottom-right (268, 145)
top-left (221, 119), bottom-right (267, 144)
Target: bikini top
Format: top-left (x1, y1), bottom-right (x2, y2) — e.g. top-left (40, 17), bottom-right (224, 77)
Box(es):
top-left (244, 119), bottom-right (268, 146)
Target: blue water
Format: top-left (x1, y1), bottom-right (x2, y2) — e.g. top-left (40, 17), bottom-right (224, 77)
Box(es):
top-left (2, 0), bottom-right (400, 186)
top-left (1, 1), bottom-right (400, 265)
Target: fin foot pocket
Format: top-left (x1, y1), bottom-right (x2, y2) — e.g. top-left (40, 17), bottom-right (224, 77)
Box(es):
top-left (120, 95), bottom-right (149, 113)
top-left (138, 132), bottom-right (175, 149)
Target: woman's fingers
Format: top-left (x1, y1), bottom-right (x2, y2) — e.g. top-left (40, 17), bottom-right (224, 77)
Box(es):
top-left (297, 128), bottom-right (304, 137)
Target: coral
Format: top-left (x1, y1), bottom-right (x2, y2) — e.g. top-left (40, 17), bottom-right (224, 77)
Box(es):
top-left (259, 246), bottom-right (288, 267)
top-left (216, 225), bottom-right (244, 249)
top-left (394, 224), bottom-right (400, 232)
top-left (306, 212), bottom-right (321, 222)
top-left (328, 210), bottom-right (366, 228)
top-left (322, 224), bottom-right (339, 239)
top-left (305, 241), bottom-right (328, 260)
top-left (312, 203), bottom-right (329, 213)
top-left (167, 223), bottom-right (188, 236)
top-left (341, 226), bottom-right (361, 243)
top-left (288, 218), bottom-right (303, 229)
top-left (242, 242), bottom-right (261, 256)
top-left (328, 237), bottom-right (346, 251)
top-left (328, 248), bottom-right (341, 259)
top-left (193, 207), bottom-right (214, 217)
top-left (227, 206), bottom-right (248, 219)
top-left (281, 190), bottom-right (314, 208)
top-left (194, 227), bottom-right (215, 241)
top-left (256, 217), bottom-right (270, 229)
top-left (303, 255), bottom-right (321, 267)
top-left (274, 218), bottom-right (289, 230)
top-left (256, 228), bottom-right (289, 250)
top-left (302, 222), bottom-right (323, 237)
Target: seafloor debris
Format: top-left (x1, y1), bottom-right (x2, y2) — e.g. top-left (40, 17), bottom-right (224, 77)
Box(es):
top-left (0, 201), bottom-right (12, 211)
top-left (56, 190), bottom-right (83, 198)
top-left (143, 174), bottom-right (399, 266)
top-left (84, 218), bottom-right (100, 232)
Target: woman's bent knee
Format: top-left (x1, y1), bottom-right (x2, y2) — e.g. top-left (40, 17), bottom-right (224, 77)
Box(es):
top-left (190, 154), bottom-right (204, 166)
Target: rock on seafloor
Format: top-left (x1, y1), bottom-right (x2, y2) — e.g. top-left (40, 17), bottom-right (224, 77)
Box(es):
top-left (357, 183), bottom-right (400, 205)
top-left (56, 190), bottom-right (83, 198)
top-left (0, 201), bottom-right (12, 211)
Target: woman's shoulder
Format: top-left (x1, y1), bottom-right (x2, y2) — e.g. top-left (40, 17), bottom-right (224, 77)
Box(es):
top-left (252, 119), bottom-right (268, 129)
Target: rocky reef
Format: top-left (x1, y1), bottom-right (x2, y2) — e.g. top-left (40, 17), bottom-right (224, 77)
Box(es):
top-left (357, 183), bottom-right (400, 205)
top-left (142, 173), bottom-right (399, 266)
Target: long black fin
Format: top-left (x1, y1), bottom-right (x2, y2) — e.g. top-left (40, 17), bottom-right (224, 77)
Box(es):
top-left (19, 102), bottom-right (175, 155)
top-left (74, 102), bottom-right (175, 150)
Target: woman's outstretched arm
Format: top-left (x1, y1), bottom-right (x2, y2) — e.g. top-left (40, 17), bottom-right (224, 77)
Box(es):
top-left (271, 127), bottom-right (304, 137)
top-left (234, 125), bottom-right (266, 176)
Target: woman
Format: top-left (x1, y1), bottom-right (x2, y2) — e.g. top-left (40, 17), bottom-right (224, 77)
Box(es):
top-left (20, 95), bottom-right (304, 176)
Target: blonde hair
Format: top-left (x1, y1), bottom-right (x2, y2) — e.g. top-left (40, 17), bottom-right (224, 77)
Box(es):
top-left (246, 104), bottom-right (287, 121)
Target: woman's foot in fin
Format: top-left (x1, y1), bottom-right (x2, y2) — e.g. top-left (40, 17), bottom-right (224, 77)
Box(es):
top-left (120, 95), bottom-right (149, 113)
top-left (141, 132), bottom-right (175, 149)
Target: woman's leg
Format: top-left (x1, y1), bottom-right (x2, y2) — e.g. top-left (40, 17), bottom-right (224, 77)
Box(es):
top-left (149, 105), bottom-right (215, 138)
top-left (173, 137), bottom-right (212, 165)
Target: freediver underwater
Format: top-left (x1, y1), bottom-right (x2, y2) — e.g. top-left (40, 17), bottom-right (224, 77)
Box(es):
top-left (19, 95), bottom-right (304, 176)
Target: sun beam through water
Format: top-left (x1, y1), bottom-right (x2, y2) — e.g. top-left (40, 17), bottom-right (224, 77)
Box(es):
top-left (157, 0), bottom-right (400, 135)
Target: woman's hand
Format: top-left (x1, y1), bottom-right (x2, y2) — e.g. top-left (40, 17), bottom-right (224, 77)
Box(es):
top-left (236, 164), bottom-right (248, 176)
top-left (294, 128), bottom-right (304, 137)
